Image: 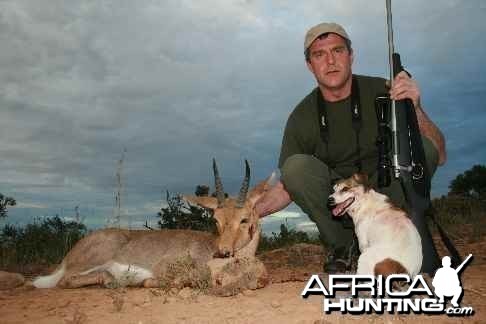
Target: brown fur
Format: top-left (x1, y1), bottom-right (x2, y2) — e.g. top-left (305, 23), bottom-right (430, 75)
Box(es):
top-left (337, 173), bottom-right (371, 192)
top-left (373, 258), bottom-right (408, 278)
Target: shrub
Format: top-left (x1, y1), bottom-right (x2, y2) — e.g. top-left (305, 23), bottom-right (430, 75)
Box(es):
top-left (258, 221), bottom-right (320, 252)
top-left (0, 215), bottom-right (87, 272)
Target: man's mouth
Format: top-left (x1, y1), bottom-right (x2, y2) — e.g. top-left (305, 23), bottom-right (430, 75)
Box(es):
top-left (331, 197), bottom-right (355, 217)
top-left (326, 70), bottom-right (340, 75)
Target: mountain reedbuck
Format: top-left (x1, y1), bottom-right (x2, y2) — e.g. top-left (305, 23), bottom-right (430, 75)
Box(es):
top-left (32, 160), bottom-right (270, 295)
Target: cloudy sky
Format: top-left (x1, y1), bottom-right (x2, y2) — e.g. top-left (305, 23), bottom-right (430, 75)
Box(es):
top-left (1, 0), bottom-right (485, 233)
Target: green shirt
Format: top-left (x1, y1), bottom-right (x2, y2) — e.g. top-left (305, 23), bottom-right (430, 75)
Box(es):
top-left (279, 74), bottom-right (387, 178)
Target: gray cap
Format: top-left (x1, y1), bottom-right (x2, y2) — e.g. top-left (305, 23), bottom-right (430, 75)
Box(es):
top-left (304, 22), bottom-right (350, 51)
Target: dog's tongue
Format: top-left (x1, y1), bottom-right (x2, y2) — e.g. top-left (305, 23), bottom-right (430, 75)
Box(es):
top-left (331, 204), bottom-right (345, 217)
top-left (331, 198), bottom-right (354, 217)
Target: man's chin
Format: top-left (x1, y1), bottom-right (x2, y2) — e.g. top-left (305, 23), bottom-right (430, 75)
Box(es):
top-left (321, 76), bottom-right (347, 88)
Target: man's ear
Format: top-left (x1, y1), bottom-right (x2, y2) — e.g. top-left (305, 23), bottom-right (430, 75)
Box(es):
top-left (306, 60), bottom-right (315, 75)
top-left (183, 196), bottom-right (219, 210)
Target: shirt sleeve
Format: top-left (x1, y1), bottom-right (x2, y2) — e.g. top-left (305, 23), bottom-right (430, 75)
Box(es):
top-left (278, 112), bottom-right (310, 169)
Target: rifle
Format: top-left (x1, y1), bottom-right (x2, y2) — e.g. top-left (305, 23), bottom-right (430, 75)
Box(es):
top-left (455, 254), bottom-right (473, 274)
top-left (376, 0), bottom-right (461, 274)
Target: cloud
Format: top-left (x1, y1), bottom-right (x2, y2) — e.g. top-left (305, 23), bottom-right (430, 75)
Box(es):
top-left (14, 202), bottom-right (48, 209)
top-left (1, 0), bottom-right (485, 230)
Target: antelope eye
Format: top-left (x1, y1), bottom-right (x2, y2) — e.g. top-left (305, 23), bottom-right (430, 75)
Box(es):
top-left (240, 218), bottom-right (249, 224)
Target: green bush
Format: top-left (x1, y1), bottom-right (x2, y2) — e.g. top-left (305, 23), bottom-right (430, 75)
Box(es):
top-left (157, 191), bottom-right (217, 233)
top-left (0, 215), bottom-right (87, 271)
top-left (258, 221), bottom-right (320, 252)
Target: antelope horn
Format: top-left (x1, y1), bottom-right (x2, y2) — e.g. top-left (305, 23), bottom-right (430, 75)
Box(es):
top-left (236, 159), bottom-right (251, 208)
top-left (213, 158), bottom-right (225, 207)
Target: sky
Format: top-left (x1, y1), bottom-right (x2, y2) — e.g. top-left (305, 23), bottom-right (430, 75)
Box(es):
top-left (1, 0), bottom-right (485, 234)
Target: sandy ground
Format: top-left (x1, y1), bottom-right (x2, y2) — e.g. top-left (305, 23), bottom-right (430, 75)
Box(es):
top-left (1, 232), bottom-right (485, 324)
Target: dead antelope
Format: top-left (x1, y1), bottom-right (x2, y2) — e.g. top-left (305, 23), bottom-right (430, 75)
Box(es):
top-left (32, 160), bottom-right (270, 294)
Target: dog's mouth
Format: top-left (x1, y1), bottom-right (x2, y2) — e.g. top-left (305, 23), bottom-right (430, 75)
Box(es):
top-left (331, 197), bottom-right (355, 217)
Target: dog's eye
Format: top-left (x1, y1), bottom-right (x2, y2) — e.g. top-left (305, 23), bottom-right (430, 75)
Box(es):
top-left (342, 187), bottom-right (350, 192)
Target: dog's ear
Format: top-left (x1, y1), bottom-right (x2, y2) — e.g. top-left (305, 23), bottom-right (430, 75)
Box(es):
top-left (352, 173), bottom-right (370, 189)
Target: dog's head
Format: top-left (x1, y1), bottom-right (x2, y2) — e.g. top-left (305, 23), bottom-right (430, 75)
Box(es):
top-left (328, 173), bottom-right (370, 217)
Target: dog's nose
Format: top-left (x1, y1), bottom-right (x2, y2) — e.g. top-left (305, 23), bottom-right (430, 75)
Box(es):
top-left (327, 196), bottom-right (336, 206)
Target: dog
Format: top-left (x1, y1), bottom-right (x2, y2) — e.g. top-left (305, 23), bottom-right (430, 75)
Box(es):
top-left (328, 173), bottom-right (422, 277)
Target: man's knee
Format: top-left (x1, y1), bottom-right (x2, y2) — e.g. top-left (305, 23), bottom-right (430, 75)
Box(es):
top-left (281, 154), bottom-right (331, 192)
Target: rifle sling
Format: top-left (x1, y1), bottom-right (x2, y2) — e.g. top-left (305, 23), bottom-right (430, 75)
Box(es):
top-left (317, 75), bottom-right (363, 172)
top-left (428, 210), bottom-right (463, 267)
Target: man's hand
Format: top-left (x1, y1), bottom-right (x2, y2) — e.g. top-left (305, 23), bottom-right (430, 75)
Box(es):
top-left (389, 71), bottom-right (421, 108)
top-left (386, 71), bottom-right (447, 165)
top-left (254, 180), bottom-right (292, 218)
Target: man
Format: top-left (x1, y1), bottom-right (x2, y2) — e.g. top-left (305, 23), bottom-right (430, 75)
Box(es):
top-left (254, 22), bottom-right (446, 273)
top-left (432, 256), bottom-right (463, 307)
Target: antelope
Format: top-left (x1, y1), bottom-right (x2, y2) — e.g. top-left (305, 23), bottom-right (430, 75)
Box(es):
top-left (32, 160), bottom-right (270, 295)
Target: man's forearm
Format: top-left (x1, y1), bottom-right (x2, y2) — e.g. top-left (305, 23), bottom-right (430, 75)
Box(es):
top-left (254, 180), bottom-right (292, 218)
top-left (415, 105), bottom-right (447, 165)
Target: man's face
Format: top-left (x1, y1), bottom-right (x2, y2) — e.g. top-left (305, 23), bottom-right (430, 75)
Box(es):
top-left (306, 33), bottom-right (353, 91)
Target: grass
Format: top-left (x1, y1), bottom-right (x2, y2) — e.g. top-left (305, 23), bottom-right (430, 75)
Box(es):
top-left (428, 195), bottom-right (486, 241)
top-left (159, 254), bottom-right (212, 292)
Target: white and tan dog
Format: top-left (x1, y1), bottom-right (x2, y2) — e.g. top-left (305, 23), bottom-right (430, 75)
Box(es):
top-left (328, 173), bottom-right (422, 277)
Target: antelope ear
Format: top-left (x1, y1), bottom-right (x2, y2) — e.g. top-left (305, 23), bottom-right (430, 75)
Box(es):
top-left (183, 196), bottom-right (219, 210)
top-left (247, 182), bottom-right (266, 207)
top-left (247, 171), bottom-right (279, 207)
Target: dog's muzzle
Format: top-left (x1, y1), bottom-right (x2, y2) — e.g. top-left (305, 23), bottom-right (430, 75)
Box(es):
top-left (327, 196), bottom-right (336, 207)
top-left (330, 197), bottom-right (355, 217)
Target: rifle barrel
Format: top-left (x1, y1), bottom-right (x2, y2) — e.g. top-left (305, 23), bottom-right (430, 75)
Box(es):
top-left (385, 0), bottom-right (400, 179)
top-left (455, 254), bottom-right (473, 273)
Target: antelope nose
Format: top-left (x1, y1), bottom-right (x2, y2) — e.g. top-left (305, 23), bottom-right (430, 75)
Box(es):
top-left (218, 247), bottom-right (232, 258)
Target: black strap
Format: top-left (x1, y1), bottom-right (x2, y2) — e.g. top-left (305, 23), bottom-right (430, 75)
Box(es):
top-left (429, 211), bottom-right (463, 267)
top-left (351, 77), bottom-right (362, 172)
top-left (317, 75), bottom-right (362, 172)
top-left (406, 99), bottom-right (431, 198)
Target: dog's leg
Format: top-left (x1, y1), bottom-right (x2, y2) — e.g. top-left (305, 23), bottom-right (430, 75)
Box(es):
top-left (356, 252), bottom-right (374, 276)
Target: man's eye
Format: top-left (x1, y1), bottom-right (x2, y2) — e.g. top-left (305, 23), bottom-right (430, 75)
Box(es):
top-left (240, 218), bottom-right (249, 224)
top-left (334, 47), bottom-right (346, 54)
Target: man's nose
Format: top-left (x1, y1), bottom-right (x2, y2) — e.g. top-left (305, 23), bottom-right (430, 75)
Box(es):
top-left (326, 52), bottom-right (336, 64)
